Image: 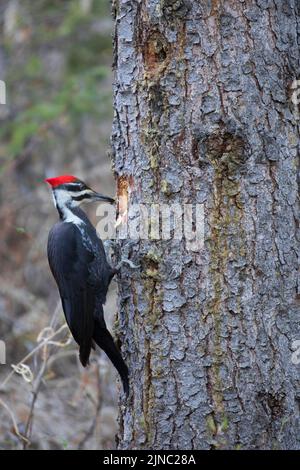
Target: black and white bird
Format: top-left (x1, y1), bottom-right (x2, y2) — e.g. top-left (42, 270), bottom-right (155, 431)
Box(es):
top-left (45, 175), bottom-right (129, 394)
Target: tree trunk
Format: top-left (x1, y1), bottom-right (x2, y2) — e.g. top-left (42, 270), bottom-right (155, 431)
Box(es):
top-left (111, 0), bottom-right (300, 450)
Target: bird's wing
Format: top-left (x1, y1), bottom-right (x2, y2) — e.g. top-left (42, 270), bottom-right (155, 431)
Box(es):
top-left (47, 222), bottom-right (95, 366)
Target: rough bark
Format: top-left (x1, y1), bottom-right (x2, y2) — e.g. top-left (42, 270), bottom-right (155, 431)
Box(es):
top-left (111, 0), bottom-right (300, 450)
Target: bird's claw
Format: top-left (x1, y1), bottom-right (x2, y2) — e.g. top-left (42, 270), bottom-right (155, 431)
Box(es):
top-left (115, 258), bottom-right (140, 271)
top-left (115, 240), bottom-right (140, 271)
top-left (104, 239), bottom-right (139, 271)
top-left (103, 239), bottom-right (117, 263)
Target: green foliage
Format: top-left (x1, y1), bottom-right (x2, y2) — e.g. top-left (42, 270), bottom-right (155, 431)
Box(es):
top-left (2, 68), bottom-right (111, 159)
top-left (24, 56), bottom-right (43, 78)
top-left (9, 121), bottom-right (40, 157)
top-left (68, 35), bottom-right (112, 72)
top-left (58, 1), bottom-right (89, 37)
top-left (0, 0), bottom-right (112, 167)
top-left (15, 226), bottom-right (27, 234)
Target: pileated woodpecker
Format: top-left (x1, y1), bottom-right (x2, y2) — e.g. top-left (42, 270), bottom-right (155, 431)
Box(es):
top-left (45, 175), bottom-right (129, 394)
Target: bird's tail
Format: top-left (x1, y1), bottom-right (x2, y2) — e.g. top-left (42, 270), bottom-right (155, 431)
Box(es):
top-left (93, 321), bottom-right (129, 395)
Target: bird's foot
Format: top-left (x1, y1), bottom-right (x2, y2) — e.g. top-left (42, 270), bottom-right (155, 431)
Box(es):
top-left (115, 240), bottom-right (140, 270)
top-left (105, 239), bottom-right (140, 272)
top-left (115, 258), bottom-right (140, 271)
top-left (103, 239), bottom-right (117, 264)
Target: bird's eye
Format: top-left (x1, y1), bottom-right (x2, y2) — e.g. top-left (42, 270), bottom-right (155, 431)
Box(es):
top-left (66, 182), bottom-right (86, 192)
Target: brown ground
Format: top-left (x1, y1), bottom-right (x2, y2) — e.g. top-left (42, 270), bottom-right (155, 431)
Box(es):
top-left (0, 0), bottom-right (120, 449)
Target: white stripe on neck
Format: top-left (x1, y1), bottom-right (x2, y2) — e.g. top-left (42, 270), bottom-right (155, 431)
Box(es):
top-left (63, 207), bottom-right (84, 226)
top-left (53, 189), bottom-right (84, 226)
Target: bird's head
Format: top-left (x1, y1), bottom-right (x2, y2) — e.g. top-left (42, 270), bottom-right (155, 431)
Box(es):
top-left (45, 175), bottom-right (115, 208)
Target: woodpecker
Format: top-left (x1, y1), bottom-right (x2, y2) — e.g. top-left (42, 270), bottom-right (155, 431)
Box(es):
top-left (45, 175), bottom-right (129, 394)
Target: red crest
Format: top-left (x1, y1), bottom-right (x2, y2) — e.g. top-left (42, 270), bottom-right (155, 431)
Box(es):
top-left (45, 175), bottom-right (78, 188)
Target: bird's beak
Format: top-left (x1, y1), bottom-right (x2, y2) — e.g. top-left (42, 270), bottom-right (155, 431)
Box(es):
top-left (89, 190), bottom-right (115, 204)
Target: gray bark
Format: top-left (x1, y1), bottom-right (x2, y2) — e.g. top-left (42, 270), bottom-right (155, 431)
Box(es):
top-left (111, 0), bottom-right (300, 450)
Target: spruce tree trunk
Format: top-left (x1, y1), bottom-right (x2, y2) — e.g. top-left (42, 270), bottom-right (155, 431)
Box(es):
top-left (111, 0), bottom-right (300, 450)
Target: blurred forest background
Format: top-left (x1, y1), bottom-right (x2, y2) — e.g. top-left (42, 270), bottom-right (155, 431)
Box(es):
top-left (0, 0), bottom-right (119, 449)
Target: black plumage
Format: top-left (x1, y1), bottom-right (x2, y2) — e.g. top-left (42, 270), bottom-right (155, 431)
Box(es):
top-left (46, 179), bottom-right (129, 395)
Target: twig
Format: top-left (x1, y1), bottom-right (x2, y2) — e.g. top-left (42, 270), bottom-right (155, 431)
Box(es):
top-left (77, 365), bottom-right (103, 449)
top-left (0, 323), bottom-right (68, 391)
top-left (22, 345), bottom-right (48, 450)
top-left (0, 398), bottom-right (29, 446)
top-left (21, 306), bottom-right (69, 449)
top-left (0, 303), bottom-right (69, 449)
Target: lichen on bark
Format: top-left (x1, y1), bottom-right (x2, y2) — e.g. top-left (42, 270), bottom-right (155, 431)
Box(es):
top-left (112, 0), bottom-right (300, 450)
